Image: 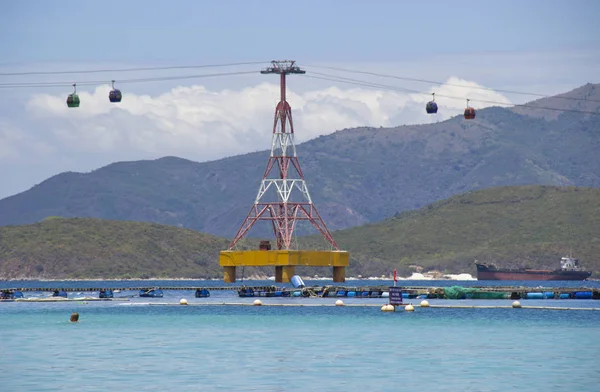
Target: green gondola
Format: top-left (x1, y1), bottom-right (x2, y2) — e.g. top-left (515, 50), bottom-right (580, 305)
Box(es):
top-left (66, 83), bottom-right (80, 108)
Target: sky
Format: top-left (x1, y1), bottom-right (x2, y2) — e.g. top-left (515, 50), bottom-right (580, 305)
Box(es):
top-left (0, 0), bottom-right (599, 199)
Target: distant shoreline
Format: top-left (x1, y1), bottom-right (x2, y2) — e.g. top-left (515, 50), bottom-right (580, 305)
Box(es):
top-left (0, 272), bottom-right (477, 282)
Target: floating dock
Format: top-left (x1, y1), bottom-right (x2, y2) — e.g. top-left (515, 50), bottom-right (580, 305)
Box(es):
top-left (2, 285), bottom-right (599, 300)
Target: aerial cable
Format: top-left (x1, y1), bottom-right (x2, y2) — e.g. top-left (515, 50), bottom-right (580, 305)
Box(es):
top-left (0, 70), bottom-right (258, 89)
top-left (0, 61), bottom-right (269, 77)
top-left (1, 59), bottom-right (596, 104)
top-left (302, 73), bottom-right (600, 116)
top-left (304, 64), bottom-right (600, 104)
top-left (307, 72), bottom-right (422, 93)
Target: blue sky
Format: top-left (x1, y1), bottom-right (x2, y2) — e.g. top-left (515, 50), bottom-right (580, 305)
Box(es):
top-left (0, 0), bottom-right (599, 199)
top-left (2, 0), bottom-right (599, 62)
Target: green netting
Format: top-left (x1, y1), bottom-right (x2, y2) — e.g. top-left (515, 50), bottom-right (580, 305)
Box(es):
top-left (466, 291), bottom-right (510, 299)
top-left (442, 286), bottom-right (510, 300)
top-left (443, 286), bottom-right (476, 299)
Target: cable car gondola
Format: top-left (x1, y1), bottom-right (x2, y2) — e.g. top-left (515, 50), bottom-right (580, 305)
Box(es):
top-left (464, 99), bottom-right (475, 120)
top-left (425, 93), bottom-right (438, 114)
top-left (66, 83), bottom-right (80, 108)
top-left (109, 80), bottom-right (122, 103)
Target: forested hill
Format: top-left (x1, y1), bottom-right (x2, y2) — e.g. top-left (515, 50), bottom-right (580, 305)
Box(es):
top-left (1, 186), bottom-right (599, 280)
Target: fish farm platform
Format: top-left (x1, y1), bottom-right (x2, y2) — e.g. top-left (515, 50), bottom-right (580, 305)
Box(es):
top-left (2, 285), bottom-right (599, 301)
top-left (219, 249), bottom-right (349, 283)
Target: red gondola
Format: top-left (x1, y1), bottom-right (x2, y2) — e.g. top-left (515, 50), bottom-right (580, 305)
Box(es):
top-left (425, 93), bottom-right (438, 114)
top-left (464, 99), bottom-right (475, 120)
top-left (109, 80), bottom-right (122, 103)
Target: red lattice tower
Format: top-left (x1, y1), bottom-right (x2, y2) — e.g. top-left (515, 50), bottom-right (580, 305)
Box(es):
top-left (228, 60), bottom-right (338, 251)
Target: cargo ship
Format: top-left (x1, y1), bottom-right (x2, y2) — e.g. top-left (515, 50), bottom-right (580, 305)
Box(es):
top-left (475, 256), bottom-right (592, 281)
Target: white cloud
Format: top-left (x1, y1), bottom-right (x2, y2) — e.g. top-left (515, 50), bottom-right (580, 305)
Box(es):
top-left (1, 49), bottom-right (597, 199)
top-left (1, 75), bottom-right (515, 198)
top-left (19, 77), bottom-right (511, 161)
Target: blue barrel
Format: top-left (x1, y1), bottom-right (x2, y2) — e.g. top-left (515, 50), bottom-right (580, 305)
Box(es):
top-left (543, 292), bottom-right (554, 299)
top-left (292, 291), bottom-right (301, 297)
top-left (336, 290), bottom-right (346, 297)
top-left (559, 293), bottom-right (570, 299)
top-left (291, 275), bottom-right (305, 288)
top-left (347, 291), bottom-right (356, 297)
top-left (53, 290), bottom-right (68, 298)
top-left (574, 291), bottom-right (592, 299)
top-left (362, 291), bottom-right (370, 297)
top-left (526, 292), bottom-right (544, 299)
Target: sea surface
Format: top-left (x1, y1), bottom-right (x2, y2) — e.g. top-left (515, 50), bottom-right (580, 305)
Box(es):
top-left (1, 279), bottom-right (599, 391)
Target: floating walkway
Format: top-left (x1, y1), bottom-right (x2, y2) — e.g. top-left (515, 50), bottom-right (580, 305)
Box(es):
top-left (13, 297), bottom-right (130, 302)
top-left (2, 285), bottom-right (600, 301)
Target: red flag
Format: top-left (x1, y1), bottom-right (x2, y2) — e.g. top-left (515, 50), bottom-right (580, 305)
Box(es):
top-left (393, 269), bottom-right (397, 282)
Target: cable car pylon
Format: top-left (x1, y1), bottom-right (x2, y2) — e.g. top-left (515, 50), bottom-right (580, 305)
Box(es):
top-left (219, 60), bottom-right (349, 283)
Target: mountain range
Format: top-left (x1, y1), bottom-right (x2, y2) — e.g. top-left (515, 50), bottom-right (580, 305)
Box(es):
top-left (0, 83), bottom-right (598, 239)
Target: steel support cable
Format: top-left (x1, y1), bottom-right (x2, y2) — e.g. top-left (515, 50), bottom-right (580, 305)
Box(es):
top-left (301, 73), bottom-right (600, 116)
top-left (0, 70), bottom-right (258, 89)
top-left (0, 61), bottom-right (270, 76)
top-left (304, 64), bottom-right (600, 104)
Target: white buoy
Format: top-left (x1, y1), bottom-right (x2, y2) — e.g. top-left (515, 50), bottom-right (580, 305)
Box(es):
top-left (179, 298), bottom-right (188, 305)
top-left (420, 300), bottom-right (430, 307)
top-left (388, 304), bottom-right (395, 312)
top-left (405, 304), bottom-right (415, 312)
top-left (381, 304), bottom-right (394, 312)
top-left (512, 301), bottom-right (521, 308)
top-left (335, 299), bottom-right (344, 306)
top-left (253, 299), bottom-right (262, 306)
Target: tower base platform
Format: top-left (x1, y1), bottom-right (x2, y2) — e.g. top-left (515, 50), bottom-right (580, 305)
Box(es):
top-left (219, 250), bottom-right (349, 283)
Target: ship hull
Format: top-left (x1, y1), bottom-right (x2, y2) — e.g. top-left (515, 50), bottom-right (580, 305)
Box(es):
top-left (476, 264), bottom-right (592, 281)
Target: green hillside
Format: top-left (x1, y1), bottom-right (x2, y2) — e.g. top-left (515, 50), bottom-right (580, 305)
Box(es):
top-left (0, 217), bottom-right (234, 280)
top-left (299, 185), bottom-right (600, 277)
top-left (0, 186), bottom-right (599, 280)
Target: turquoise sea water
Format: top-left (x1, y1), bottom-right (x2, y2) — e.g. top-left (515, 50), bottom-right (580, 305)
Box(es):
top-left (1, 279), bottom-right (599, 391)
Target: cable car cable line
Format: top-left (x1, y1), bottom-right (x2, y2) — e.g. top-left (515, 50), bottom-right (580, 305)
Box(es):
top-left (2, 59), bottom-right (597, 104)
top-left (0, 60), bottom-right (597, 115)
top-left (303, 64), bottom-right (600, 104)
top-left (0, 61), bottom-right (269, 77)
top-left (302, 73), bottom-right (600, 116)
top-left (0, 70), bottom-right (258, 89)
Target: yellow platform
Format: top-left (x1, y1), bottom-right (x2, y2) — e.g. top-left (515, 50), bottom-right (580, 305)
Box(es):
top-left (219, 250), bottom-right (349, 283)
